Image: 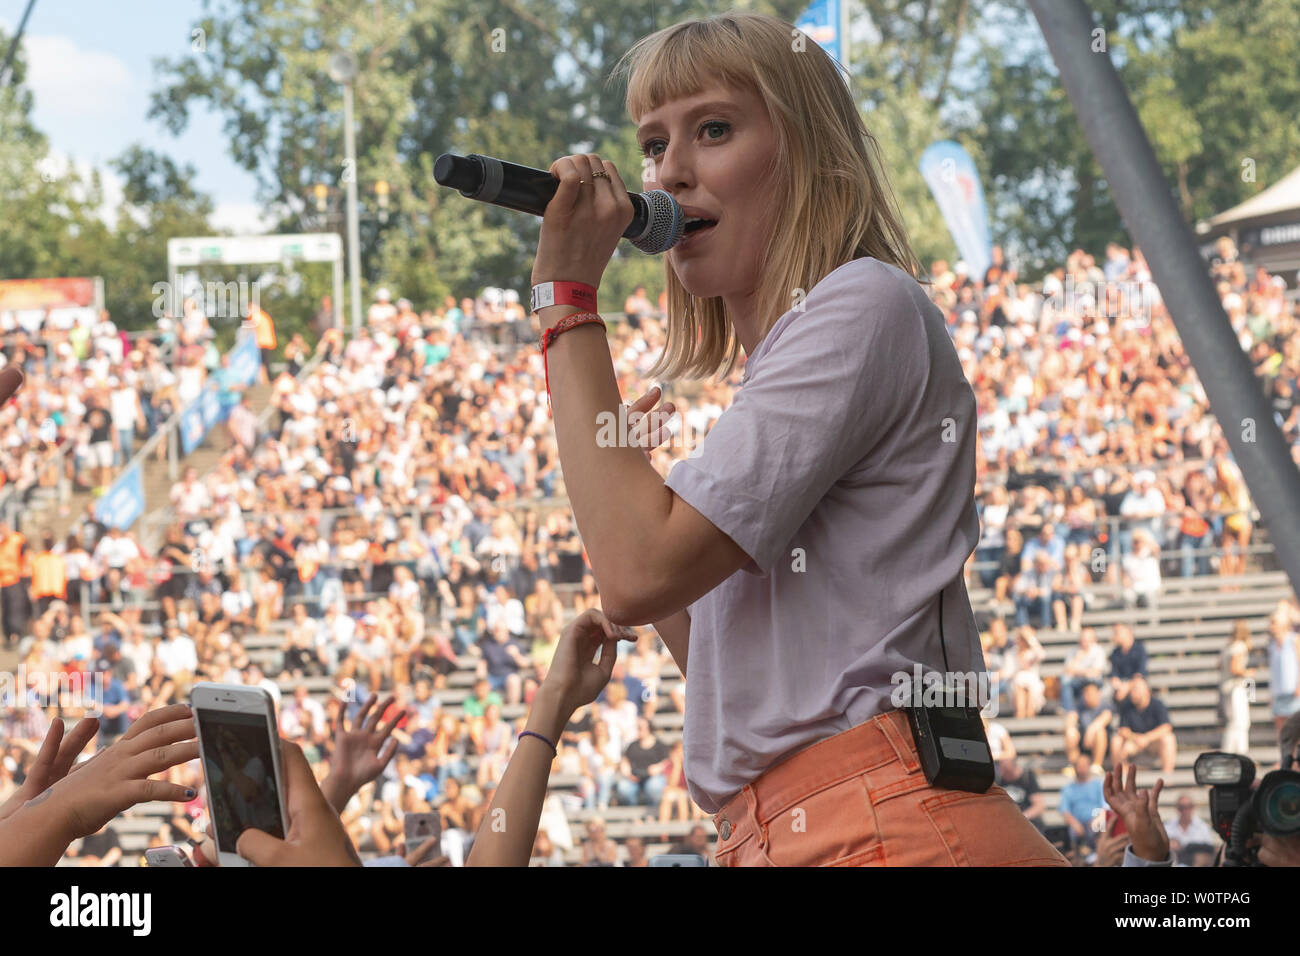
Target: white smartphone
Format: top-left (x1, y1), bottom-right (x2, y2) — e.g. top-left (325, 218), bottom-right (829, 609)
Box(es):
top-left (649, 853), bottom-right (708, 867)
top-left (192, 683), bottom-right (290, 868)
top-left (144, 846), bottom-right (193, 868)
top-left (404, 811), bottom-right (442, 850)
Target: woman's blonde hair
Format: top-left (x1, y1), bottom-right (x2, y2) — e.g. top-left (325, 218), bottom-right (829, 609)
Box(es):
top-left (611, 11), bottom-right (924, 382)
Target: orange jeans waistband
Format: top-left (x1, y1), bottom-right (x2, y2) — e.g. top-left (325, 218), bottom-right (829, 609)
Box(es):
top-left (713, 709), bottom-right (920, 832)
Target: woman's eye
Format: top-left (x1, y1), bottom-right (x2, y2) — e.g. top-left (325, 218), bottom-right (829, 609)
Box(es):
top-left (640, 120), bottom-right (731, 157)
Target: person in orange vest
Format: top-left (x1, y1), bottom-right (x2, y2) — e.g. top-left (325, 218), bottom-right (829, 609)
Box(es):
top-left (0, 519), bottom-right (28, 646)
top-left (30, 532), bottom-right (67, 618)
top-left (249, 303), bottom-right (277, 384)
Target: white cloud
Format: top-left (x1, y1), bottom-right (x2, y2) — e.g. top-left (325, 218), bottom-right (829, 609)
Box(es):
top-left (211, 202), bottom-right (278, 236)
top-left (22, 33), bottom-right (133, 120)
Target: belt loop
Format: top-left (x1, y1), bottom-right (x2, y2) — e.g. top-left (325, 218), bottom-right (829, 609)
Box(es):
top-left (877, 711), bottom-right (921, 773)
top-left (743, 783), bottom-right (765, 845)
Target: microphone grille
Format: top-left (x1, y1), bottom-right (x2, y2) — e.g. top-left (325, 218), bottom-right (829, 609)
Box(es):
top-left (630, 189), bottom-right (684, 254)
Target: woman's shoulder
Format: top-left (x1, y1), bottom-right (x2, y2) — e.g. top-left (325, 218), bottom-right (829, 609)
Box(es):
top-left (809, 256), bottom-right (925, 311)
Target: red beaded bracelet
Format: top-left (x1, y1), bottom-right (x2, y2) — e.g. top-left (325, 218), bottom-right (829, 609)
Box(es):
top-left (541, 311), bottom-right (606, 409)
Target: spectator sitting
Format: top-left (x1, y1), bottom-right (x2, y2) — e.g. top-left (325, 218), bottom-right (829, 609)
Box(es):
top-left (667, 824), bottom-right (713, 862)
top-left (1058, 754), bottom-right (1106, 858)
top-left (623, 835), bottom-right (650, 868)
top-left (623, 285), bottom-right (655, 331)
top-left (1165, 794), bottom-right (1219, 866)
top-left (615, 717), bottom-right (670, 809)
top-left (1111, 675), bottom-right (1177, 775)
top-left (1268, 607), bottom-right (1300, 735)
top-left (1121, 528), bottom-right (1162, 624)
top-left (995, 756), bottom-right (1047, 831)
top-left (66, 822), bottom-right (123, 867)
top-left (983, 715), bottom-right (1016, 761)
top-left (580, 817), bottom-right (620, 867)
top-left (1052, 542), bottom-right (1092, 633)
top-left (530, 830), bottom-right (566, 867)
top-left (1119, 469), bottom-right (1165, 558)
top-left (1011, 625), bottom-right (1046, 717)
top-left (1065, 680), bottom-right (1112, 770)
top-left (1108, 623), bottom-right (1147, 703)
top-left (991, 527), bottom-right (1025, 611)
top-left (598, 679), bottom-right (640, 753)
top-left (475, 619), bottom-right (529, 706)
top-left (1219, 619), bottom-right (1254, 755)
top-left (461, 677), bottom-right (503, 721)
top-left (1013, 551), bottom-right (1057, 629)
top-left (1021, 521), bottom-right (1066, 571)
top-left (980, 616), bottom-right (1016, 713)
top-left (1061, 626), bottom-right (1107, 713)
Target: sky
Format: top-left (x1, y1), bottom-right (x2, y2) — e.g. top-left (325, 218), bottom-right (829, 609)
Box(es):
top-left (1, 0), bottom-right (268, 233)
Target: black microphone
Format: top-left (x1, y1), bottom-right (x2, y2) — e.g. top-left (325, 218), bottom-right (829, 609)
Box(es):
top-left (434, 152), bottom-right (685, 254)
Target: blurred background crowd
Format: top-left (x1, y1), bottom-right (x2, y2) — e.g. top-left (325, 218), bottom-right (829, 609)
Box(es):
top-left (2, 235), bottom-right (1299, 866)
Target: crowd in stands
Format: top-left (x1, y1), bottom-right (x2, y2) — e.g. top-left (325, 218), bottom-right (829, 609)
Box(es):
top-left (3, 234), bottom-right (1300, 865)
top-left (0, 298), bottom-right (223, 508)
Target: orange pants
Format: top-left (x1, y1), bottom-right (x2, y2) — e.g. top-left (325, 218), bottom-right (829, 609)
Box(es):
top-left (713, 709), bottom-right (1070, 866)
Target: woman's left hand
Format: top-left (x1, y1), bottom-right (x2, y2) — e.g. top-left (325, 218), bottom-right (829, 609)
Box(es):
top-left (531, 154), bottom-right (635, 290)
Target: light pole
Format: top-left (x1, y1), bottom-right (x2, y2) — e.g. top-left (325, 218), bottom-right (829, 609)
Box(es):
top-left (328, 50), bottom-right (362, 337)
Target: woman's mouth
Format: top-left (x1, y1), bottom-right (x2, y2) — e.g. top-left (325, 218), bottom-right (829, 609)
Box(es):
top-left (676, 218), bottom-right (719, 252)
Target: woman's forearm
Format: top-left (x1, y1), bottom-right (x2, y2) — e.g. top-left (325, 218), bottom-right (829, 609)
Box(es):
top-left (466, 688), bottom-right (570, 867)
top-left (536, 304), bottom-right (674, 621)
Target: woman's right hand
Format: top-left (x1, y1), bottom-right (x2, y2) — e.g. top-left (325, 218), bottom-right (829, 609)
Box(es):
top-left (236, 740), bottom-right (361, 867)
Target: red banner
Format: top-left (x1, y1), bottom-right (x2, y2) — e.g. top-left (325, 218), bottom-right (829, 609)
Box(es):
top-left (0, 277), bottom-right (101, 312)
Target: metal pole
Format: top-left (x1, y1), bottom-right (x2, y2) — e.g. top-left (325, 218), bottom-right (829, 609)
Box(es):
top-left (1028, 0), bottom-right (1300, 597)
top-left (342, 82), bottom-right (363, 338)
top-left (0, 0), bottom-right (37, 88)
top-left (332, 257), bottom-right (345, 331)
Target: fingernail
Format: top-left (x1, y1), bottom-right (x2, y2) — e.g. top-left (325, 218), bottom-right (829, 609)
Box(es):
top-left (185, 789), bottom-right (196, 798)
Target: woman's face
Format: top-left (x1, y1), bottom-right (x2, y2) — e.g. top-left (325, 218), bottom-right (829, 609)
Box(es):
top-left (637, 83), bottom-right (780, 302)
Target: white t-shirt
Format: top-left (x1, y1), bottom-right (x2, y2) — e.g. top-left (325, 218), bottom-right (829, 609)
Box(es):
top-left (156, 636), bottom-right (199, 675)
top-left (664, 257), bottom-right (984, 812)
top-left (94, 535), bottom-right (140, 569)
top-left (109, 387), bottom-right (138, 430)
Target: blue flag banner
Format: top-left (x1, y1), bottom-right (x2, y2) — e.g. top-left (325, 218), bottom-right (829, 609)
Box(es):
top-left (94, 461), bottom-right (145, 530)
top-left (179, 330), bottom-right (260, 455)
top-left (200, 384), bottom-right (223, 430)
top-left (795, 0), bottom-right (843, 65)
top-left (180, 397), bottom-right (206, 455)
top-left (228, 330), bottom-right (260, 385)
top-left (919, 141), bottom-right (994, 281)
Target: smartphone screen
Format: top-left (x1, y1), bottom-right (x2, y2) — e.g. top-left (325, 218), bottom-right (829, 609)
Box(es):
top-left (196, 708), bottom-right (285, 848)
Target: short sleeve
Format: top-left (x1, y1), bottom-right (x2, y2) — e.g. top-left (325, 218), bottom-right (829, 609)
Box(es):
top-left (665, 261), bottom-right (930, 575)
